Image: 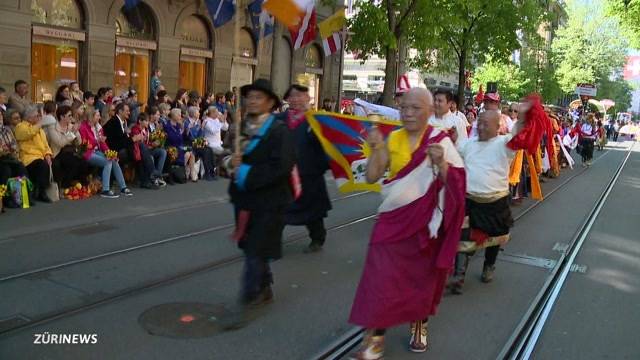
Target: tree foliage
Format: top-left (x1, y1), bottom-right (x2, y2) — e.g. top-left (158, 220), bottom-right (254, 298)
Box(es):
top-left (471, 58), bottom-right (530, 102)
top-left (347, 0), bottom-right (541, 106)
top-left (607, 0), bottom-right (640, 49)
top-left (551, 0), bottom-right (629, 93)
top-left (598, 76), bottom-right (634, 114)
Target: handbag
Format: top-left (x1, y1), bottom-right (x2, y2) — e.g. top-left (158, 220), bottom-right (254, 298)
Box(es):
top-left (7, 177), bottom-right (32, 208)
top-left (170, 165), bottom-right (187, 184)
top-left (45, 165), bottom-right (60, 202)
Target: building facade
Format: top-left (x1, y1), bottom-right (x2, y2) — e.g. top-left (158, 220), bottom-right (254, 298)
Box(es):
top-left (0, 0), bottom-right (342, 108)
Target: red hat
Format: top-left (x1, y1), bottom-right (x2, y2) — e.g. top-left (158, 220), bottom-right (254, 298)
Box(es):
top-left (484, 92), bottom-right (501, 102)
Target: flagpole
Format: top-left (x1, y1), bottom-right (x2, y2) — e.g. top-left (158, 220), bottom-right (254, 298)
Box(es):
top-left (233, 1), bottom-right (242, 157)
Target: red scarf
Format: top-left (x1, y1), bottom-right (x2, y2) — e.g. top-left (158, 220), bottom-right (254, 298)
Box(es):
top-left (286, 109), bottom-right (306, 129)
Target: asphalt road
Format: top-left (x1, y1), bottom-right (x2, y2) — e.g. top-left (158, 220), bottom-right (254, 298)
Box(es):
top-left (0, 141), bottom-right (636, 360)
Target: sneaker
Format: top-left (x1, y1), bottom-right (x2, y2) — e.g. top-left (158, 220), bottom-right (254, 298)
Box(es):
top-left (121, 188), bottom-right (134, 196)
top-left (481, 264), bottom-right (496, 283)
top-left (154, 178), bottom-right (167, 187)
top-left (350, 332), bottom-right (384, 360)
top-left (303, 242), bottom-right (323, 253)
top-left (450, 276), bottom-right (465, 295)
top-left (141, 182), bottom-right (160, 190)
top-left (409, 321), bottom-right (428, 353)
top-left (100, 190), bottom-right (120, 199)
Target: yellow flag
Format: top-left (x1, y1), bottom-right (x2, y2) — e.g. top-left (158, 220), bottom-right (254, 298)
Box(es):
top-left (318, 8), bottom-right (346, 38)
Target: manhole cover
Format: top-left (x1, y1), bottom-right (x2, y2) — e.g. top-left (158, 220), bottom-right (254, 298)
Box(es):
top-left (139, 302), bottom-right (231, 338)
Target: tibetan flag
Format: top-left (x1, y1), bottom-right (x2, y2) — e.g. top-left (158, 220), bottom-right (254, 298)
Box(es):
top-left (318, 9), bottom-right (345, 56)
top-left (289, 5), bottom-right (316, 50)
top-left (206, 0), bottom-right (236, 28)
top-left (263, 0), bottom-right (315, 27)
top-left (306, 111), bottom-right (401, 193)
top-left (249, 0), bottom-right (274, 41)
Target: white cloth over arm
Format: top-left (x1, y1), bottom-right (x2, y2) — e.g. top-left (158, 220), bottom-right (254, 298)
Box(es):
top-left (353, 99), bottom-right (400, 120)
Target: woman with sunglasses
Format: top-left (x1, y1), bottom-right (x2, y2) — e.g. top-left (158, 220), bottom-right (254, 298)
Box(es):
top-left (47, 105), bottom-right (89, 189)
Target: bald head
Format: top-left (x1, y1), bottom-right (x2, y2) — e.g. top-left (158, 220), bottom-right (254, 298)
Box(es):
top-left (399, 88), bottom-right (434, 134)
top-left (404, 87), bottom-right (434, 107)
top-left (478, 110), bottom-right (501, 141)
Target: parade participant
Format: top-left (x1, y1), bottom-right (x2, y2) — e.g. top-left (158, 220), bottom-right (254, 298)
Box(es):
top-left (223, 79), bottom-right (295, 325)
top-left (450, 94), bottom-right (471, 134)
top-left (579, 114), bottom-right (597, 166)
top-left (508, 103), bottom-right (525, 204)
top-left (450, 95), bottom-right (546, 294)
top-left (349, 88), bottom-right (466, 358)
top-left (482, 92), bottom-right (510, 134)
top-left (282, 84), bottom-right (332, 253)
top-left (430, 89), bottom-right (468, 142)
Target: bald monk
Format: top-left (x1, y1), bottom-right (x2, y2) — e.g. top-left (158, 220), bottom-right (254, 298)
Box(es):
top-left (348, 88), bottom-right (466, 359)
top-left (449, 109), bottom-right (529, 294)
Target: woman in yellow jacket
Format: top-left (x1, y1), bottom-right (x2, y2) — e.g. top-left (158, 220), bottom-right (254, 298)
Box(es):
top-left (14, 105), bottom-right (53, 202)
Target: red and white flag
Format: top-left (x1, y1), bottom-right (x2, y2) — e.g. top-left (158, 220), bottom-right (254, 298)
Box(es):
top-left (318, 9), bottom-right (345, 56)
top-left (289, 5), bottom-right (316, 50)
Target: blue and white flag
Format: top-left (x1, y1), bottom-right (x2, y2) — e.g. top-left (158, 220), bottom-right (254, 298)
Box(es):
top-left (206, 0), bottom-right (236, 28)
top-left (248, 0), bottom-right (274, 41)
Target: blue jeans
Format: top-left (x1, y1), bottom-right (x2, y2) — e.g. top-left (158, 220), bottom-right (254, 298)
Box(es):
top-left (87, 152), bottom-right (127, 192)
top-left (149, 147), bottom-right (167, 178)
top-left (242, 255), bottom-right (273, 303)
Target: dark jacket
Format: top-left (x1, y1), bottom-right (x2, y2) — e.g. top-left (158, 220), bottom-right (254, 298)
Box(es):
top-left (283, 113), bottom-right (332, 225)
top-left (103, 115), bottom-right (131, 152)
top-left (229, 113), bottom-right (295, 212)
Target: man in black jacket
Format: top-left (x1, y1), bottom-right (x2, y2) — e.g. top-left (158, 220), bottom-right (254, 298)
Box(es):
top-left (103, 102), bottom-right (158, 190)
top-left (282, 85), bottom-right (332, 253)
top-left (225, 79), bottom-right (295, 321)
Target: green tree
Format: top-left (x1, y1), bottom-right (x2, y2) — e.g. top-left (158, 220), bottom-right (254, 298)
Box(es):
top-left (411, 0), bottom-right (542, 107)
top-left (347, 0), bottom-right (419, 105)
top-left (598, 76), bottom-right (634, 114)
top-left (348, 0), bottom-right (541, 106)
top-left (552, 0), bottom-right (628, 93)
top-left (607, 0), bottom-right (640, 48)
top-left (471, 58), bottom-right (530, 102)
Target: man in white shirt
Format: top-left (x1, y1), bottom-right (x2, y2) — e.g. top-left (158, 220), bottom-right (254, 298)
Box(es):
top-left (450, 94), bottom-right (470, 136)
top-left (430, 90), bottom-right (468, 143)
top-left (450, 109), bottom-right (527, 294)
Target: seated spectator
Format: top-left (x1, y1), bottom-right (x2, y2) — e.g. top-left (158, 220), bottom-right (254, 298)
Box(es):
top-left (147, 106), bottom-right (161, 133)
top-left (95, 87), bottom-right (112, 124)
top-left (72, 100), bottom-right (86, 124)
top-left (4, 109), bottom-right (21, 133)
top-left (103, 102), bottom-right (157, 190)
top-left (0, 110), bottom-right (28, 207)
top-left (158, 103), bottom-right (171, 125)
top-left (215, 93), bottom-right (226, 115)
top-left (55, 85), bottom-right (72, 106)
top-left (79, 109), bottom-right (131, 198)
top-left (188, 90), bottom-right (201, 108)
top-left (173, 89), bottom-right (188, 112)
top-left (0, 86), bottom-right (8, 114)
top-left (8, 80), bottom-right (32, 115)
top-left (83, 91), bottom-right (96, 113)
top-left (125, 89), bottom-right (140, 127)
top-left (48, 105), bottom-right (89, 189)
top-left (185, 106), bottom-right (215, 181)
top-left (14, 105), bottom-right (53, 202)
top-left (70, 82), bottom-right (83, 103)
top-left (131, 113), bottom-right (166, 187)
top-left (202, 106), bottom-right (229, 155)
top-left (164, 108), bottom-right (194, 180)
top-left (41, 100), bottom-right (57, 134)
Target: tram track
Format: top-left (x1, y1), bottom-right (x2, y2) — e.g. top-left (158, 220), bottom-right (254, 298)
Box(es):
top-left (0, 194), bottom-right (377, 336)
top-left (312, 145), bottom-right (625, 360)
top-left (497, 143), bottom-right (634, 359)
top-left (0, 191), bottom-right (370, 283)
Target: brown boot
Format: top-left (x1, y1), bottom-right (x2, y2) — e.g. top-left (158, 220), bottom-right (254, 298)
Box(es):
top-left (409, 320), bottom-right (428, 353)
top-left (350, 331), bottom-right (384, 360)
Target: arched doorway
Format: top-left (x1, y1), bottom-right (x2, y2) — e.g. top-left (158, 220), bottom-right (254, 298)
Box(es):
top-left (30, 0), bottom-right (86, 103)
top-left (179, 15), bottom-right (213, 96)
top-left (296, 45), bottom-right (323, 109)
top-left (230, 29), bottom-right (257, 91)
top-left (114, 2), bottom-right (157, 103)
